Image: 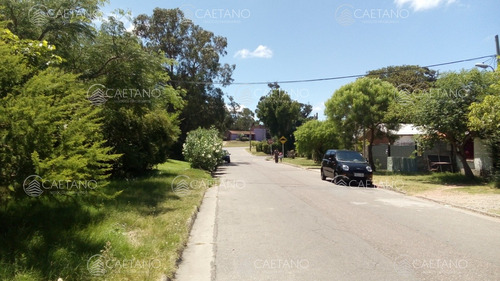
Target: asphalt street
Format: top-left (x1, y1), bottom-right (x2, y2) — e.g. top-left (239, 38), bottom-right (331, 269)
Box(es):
top-left (176, 147), bottom-right (500, 281)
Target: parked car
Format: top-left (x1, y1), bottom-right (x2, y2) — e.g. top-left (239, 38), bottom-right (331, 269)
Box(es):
top-left (320, 149), bottom-right (373, 187)
top-left (222, 150), bottom-right (231, 163)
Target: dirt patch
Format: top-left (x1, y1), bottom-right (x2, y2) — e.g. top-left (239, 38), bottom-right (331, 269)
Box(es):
top-left (417, 186), bottom-right (500, 217)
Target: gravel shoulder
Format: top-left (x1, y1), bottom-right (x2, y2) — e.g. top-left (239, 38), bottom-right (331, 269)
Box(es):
top-left (415, 186), bottom-right (500, 218)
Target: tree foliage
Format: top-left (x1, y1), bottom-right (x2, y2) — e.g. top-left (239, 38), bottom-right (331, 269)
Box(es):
top-left (0, 26), bottom-right (117, 198)
top-left (367, 65), bottom-right (437, 123)
top-left (255, 88), bottom-right (301, 138)
top-left (82, 19), bottom-right (184, 175)
top-left (134, 8), bottom-right (235, 153)
top-left (410, 69), bottom-right (495, 178)
top-left (366, 65), bottom-right (437, 89)
top-left (468, 70), bottom-right (500, 184)
top-left (1, 0), bottom-right (105, 67)
top-left (294, 120), bottom-right (338, 162)
top-left (325, 77), bottom-right (397, 170)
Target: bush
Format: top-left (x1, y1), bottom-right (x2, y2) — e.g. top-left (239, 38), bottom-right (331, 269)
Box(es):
top-left (182, 127), bottom-right (224, 172)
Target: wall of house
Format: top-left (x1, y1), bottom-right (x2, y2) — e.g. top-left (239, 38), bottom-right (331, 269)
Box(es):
top-left (455, 138), bottom-right (493, 176)
top-left (371, 144), bottom-right (388, 170)
top-left (253, 128), bottom-right (266, 141)
top-left (372, 142), bottom-right (454, 172)
top-left (228, 134), bottom-right (239, 141)
top-left (474, 138), bottom-right (493, 175)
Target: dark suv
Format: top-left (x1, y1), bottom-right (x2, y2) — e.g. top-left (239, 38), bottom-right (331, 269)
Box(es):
top-left (321, 150), bottom-right (373, 187)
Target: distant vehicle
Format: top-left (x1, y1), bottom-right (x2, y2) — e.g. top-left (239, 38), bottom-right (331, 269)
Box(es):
top-left (320, 149), bottom-right (373, 187)
top-left (222, 150), bottom-right (231, 163)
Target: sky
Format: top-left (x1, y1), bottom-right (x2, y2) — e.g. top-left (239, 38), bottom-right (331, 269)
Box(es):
top-left (101, 0), bottom-right (499, 120)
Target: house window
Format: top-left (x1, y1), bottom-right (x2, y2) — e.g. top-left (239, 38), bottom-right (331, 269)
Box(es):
top-left (464, 139), bottom-right (474, 160)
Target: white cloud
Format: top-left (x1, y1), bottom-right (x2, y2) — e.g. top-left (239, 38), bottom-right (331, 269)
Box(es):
top-left (234, 45), bottom-right (273, 59)
top-left (226, 104), bottom-right (247, 113)
top-left (394, 0), bottom-right (456, 11)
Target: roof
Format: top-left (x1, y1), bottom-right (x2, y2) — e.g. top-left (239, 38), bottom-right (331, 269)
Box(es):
top-left (392, 124), bottom-right (424, 136)
top-left (377, 124), bottom-right (424, 136)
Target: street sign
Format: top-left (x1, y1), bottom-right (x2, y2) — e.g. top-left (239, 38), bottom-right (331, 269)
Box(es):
top-left (280, 136), bottom-right (287, 144)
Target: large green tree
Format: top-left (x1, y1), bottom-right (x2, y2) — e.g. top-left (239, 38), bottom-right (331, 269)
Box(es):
top-left (255, 88), bottom-right (301, 140)
top-left (468, 70), bottom-right (500, 184)
top-left (294, 120), bottom-right (338, 162)
top-left (0, 27), bottom-right (117, 198)
top-left (1, 0), bottom-right (105, 68)
top-left (134, 8), bottom-right (235, 155)
top-left (81, 18), bottom-right (184, 175)
top-left (366, 65), bottom-right (437, 90)
top-left (411, 69), bottom-right (495, 179)
top-left (367, 65), bottom-right (437, 123)
top-left (325, 77), bottom-right (397, 170)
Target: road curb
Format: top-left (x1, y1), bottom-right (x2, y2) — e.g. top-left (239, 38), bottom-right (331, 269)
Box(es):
top-left (173, 185), bottom-right (218, 281)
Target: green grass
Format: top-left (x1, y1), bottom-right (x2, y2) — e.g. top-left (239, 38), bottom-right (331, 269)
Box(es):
top-left (246, 148), bottom-right (269, 157)
top-left (223, 140), bottom-right (251, 147)
top-left (0, 160), bottom-right (212, 281)
top-left (282, 157), bottom-right (321, 168)
top-left (372, 171), bottom-right (499, 195)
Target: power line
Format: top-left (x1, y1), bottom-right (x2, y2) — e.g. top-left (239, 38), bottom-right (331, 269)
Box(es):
top-left (170, 54), bottom-right (496, 86)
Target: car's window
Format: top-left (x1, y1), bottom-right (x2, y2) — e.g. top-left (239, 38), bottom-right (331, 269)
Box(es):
top-left (336, 151), bottom-right (365, 162)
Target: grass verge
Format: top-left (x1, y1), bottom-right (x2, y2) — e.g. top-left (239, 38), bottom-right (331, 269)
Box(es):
top-left (0, 160), bottom-right (212, 281)
top-left (372, 172), bottom-right (500, 195)
top-left (223, 141), bottom-right (251, 148)
top-left (282, 157), bottom-right (321, 168)
top-left (245, 148), bottom-right (269, 157)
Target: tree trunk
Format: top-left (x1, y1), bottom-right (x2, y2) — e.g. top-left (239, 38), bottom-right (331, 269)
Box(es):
top-left (368, 128), bottom-right (376, 172)
top-left (456, 148), bottom-right (474, 179)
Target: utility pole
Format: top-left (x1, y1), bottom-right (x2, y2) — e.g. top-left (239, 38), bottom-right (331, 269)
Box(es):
top-left (496, 35), bottom-right (500, 69)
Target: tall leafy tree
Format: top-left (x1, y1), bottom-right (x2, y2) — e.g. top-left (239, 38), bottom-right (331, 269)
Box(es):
top-left (367, 65), bottom-right (437, 123)
top-left (80, 18), bottom-right (184, 175)
top-left (325, 77), bottom-right (397, 170)
top-left (366, 65), bottom-right (437, 91)
top-left (0, 26), bottom-right (117, 198)
top-left (411, 69), bottom-right (495, 179)
top-left (468, 70), bottom-right (500, 184)
top-left (134, 8), bottom-right (235, 155)
top-left (1, 0), bottom-right (105, 67)
top-left (294, 120), bottom-right (338, 162)
top-left (256, 88), bottom-right (301, 140)
top-left (231, 108), bottom-right (255, 131)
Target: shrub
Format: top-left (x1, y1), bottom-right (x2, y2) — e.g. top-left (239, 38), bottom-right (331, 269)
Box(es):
top-left (182, 127), bottom-right (224, 172)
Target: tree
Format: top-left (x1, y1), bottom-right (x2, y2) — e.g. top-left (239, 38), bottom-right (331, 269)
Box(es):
top-left (0, 27), bottom-right (117, 198)
top-left (367, 65), bottom-right (437, 123)
top-left (411, 69), bottom-right (495, 179)
top-left (366, 65), bottom-right (437, 90)
top-left (255, 88), bottom-right (301, 140)
top-left (224, 96), bottom-right (255, 131)
top-left (325, 77), bottom-right (397, 170)
top-left (134, 8), bottom-right (235, 156)
top-left (81, 18), bottom-right (184, 175)
top-left (231, 108), bottom-right (255, 131)
top-left (1, 0), bottom-right (105, 68)
top-left (294, 120), bottom-right (338, 162)
top-left (468, 70), bottom-right (500, 185)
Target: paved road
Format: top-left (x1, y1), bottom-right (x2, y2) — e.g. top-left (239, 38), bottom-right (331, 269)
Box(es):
top-left (176, 147), bottom-right (500, 281)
